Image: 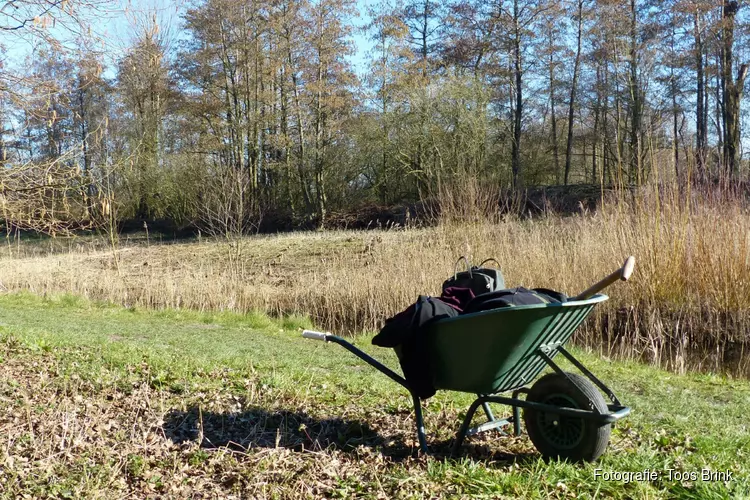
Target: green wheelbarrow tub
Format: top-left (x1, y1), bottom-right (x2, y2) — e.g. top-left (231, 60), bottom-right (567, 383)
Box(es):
top-left (425, 294), bottom-right (608, 395)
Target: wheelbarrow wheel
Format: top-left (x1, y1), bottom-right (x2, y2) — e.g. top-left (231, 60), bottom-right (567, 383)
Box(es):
top-left (523, 372), bottom-right (610, 462)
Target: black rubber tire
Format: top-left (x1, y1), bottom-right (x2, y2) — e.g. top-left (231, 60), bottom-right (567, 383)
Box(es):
top-left (523, 372), bottom-right (611, 462)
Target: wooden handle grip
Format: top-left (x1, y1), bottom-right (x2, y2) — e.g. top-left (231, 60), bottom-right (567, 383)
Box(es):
top-left (621, 256), bottom-right (635, 281)
top-left (574, 256), bottom-right (635, 301)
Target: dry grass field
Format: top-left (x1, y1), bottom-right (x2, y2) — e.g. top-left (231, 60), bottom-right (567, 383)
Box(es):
top-left (1, 187), bottom-right (749, 374)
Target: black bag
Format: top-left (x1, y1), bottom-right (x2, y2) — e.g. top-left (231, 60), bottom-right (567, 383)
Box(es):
top-left (463, 287), bottom-right (568, 315)
top-left (442, 257), bottom-right (505, 297)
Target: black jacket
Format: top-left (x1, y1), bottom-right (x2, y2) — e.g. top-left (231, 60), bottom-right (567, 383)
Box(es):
top-left (372, 295), bottom-right (458, 399)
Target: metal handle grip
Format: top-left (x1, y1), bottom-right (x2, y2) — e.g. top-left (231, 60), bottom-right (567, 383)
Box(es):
top-left (302, 330), bottom-right (329, 341)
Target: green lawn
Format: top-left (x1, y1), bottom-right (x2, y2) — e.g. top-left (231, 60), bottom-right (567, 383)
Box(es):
top-left (0, 291), bottom-right (748, 499)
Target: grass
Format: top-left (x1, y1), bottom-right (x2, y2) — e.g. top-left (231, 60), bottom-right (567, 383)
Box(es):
top-left (0, 291), bottom-right (748, 498)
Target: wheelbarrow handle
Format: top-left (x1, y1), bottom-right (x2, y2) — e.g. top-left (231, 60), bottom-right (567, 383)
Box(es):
top-left (301, 330), bottom-right (409, 388)
top-left (302, 330), bottom-right (330, 341)
top-left (573, 256), bottom-right (635, 301)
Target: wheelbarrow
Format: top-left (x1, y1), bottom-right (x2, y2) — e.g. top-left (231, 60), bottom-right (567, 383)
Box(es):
top-left (301, 257), bottom-right (635, 462)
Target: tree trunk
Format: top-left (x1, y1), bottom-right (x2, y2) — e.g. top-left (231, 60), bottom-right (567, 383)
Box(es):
top-left (628, 0), bottom-right (641, 185)
top-left (564, 0), bottom-right (583, 185)
top-left (279, 58), bottom-right (295, 215)
top-left (314, 8), bottom-right (327, 225)
top-left (77, 85), bottom-right (94, 218)
top-left (602, 56), bottom-right (611, 184)
top-left (421, 0), bottom-right (429, 77)
top-left (291, 68), bottom-right (312, 213)
top-left (715, 51), bottom-right (724, 173)
top-left (593, 63), bottom-right (601, 182)
top-left (721, 0), bottom-right (747, 178)
top-left (694, 11), bottom-right (706, 180)
top-left (672, 79), bottom-right (679, 180)
top-left (668, 18), bottom-right (679, 181)
top-left (547, 27), bottom-right (560, 183)
top-left (511, 0), bottom-right (522, 189)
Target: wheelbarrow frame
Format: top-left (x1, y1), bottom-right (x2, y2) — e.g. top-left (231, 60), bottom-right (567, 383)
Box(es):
top-left (302, 294), bottom-right (630, 456)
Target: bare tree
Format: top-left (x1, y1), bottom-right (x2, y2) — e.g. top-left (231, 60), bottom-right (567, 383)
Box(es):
top-left (564, 0), bottom-right (584, 185)
top-left (720, 0), bottom-right (748, 178)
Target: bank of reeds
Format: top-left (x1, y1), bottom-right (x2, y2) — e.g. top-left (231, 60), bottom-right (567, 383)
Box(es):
top-left (0, 183), bottom-right (748, 374)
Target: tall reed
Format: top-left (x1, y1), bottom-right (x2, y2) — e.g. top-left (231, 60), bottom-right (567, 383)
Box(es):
top-left (1, 183), bottom-right (748, 374)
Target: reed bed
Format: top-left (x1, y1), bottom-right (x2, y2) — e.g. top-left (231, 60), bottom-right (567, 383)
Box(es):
top-left (1, 186), bottom-right (749, 374)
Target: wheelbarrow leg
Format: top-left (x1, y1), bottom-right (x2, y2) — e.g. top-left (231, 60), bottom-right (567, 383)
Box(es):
top-left (451, 398), bottom-right (485, 456)
top-left (411, 393), bottom-right (429, 454)
top-left (512, 405), bottom-right (521, 436)
top-left (481, 400), bottom-right (496, 423)
top-left (511, 387), bottom-right (529, 436)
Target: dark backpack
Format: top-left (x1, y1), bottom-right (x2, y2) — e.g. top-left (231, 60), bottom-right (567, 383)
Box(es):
top-left (442, 257), bottom-right (505, 297)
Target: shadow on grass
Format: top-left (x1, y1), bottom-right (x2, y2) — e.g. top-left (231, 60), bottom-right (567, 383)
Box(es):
top-left (162, 405), bottom-right (538, 464)
top-left (163, 405), bottom-right (414, 459)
